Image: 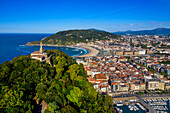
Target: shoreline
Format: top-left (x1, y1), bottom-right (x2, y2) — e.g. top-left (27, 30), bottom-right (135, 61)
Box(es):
top-left (25, 44), bottom-right (99, 57)
top-left (76, 46), bottom-right (99, 57)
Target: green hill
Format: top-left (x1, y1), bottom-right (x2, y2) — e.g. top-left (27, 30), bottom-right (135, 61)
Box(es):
top-left (27, 30), bottom-right (120, 45)
top-left (0, 50), bottom-right (114, 113)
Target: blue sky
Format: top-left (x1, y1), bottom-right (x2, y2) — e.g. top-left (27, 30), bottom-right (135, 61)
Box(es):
top-left (0, 0), bottom-right (170, 33)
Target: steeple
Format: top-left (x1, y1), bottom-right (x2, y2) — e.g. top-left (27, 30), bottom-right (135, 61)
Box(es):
top-left (40, 42), bottom-right (43, 53)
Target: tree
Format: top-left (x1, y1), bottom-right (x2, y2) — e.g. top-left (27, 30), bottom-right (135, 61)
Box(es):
top-left (55, 56), bottom-right (67, 79)
top-left (66, 87), bottom-right (82, 107)
top-left (67, 64), bottom-right (80, 81)
top-left (36, 83), bottom-right (47, 99)
top-left (47, 101), bottom-right (60, 113)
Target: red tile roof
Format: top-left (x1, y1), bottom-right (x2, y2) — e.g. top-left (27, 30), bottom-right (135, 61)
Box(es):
top-left (31, 55), bottom-right (44, 58)
top-left (31, 51), bottom-right (42, 54)
top-left (95, 74), bottom-right (107, 80)
top-left (112, 82), bottom-right (119, 85)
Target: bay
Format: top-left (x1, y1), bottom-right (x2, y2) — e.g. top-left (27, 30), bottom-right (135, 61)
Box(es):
top-left (0, 33), bottom-right (89, 64)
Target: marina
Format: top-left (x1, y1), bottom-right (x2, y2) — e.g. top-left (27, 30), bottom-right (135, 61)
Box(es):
top-left (114, 103), bottom-right (146, 113)
top-left (113, 96), bottom-right (170, 113)
top-left (143, 97), bottom-right (170, 112)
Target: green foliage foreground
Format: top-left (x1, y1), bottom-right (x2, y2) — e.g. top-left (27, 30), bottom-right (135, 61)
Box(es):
top-left (0, 50), bottom-right (114, 113)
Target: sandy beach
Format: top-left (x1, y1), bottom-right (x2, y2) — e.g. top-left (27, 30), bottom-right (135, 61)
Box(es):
top-left (77, 46), bottom-right (99, 57)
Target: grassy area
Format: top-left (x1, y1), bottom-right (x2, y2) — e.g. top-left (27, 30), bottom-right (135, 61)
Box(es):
top-left (137, 92), bottom-right (144, 95)
top-left (160, 72), bottom-right (168, 77)
top-left (154, 53), bottom-right (170, 56)
top-left (136, 89), bottom-right (170, 95)
top-left (135, 62), bottom-right (147, 68)
top-left (148, 67), bottom-right (156, 73)
top-left (132, 60), bottom-right (169, 79)
top-left (159, 60), bottom-right (170, 64)
top-left (135, 62), bottom-right (156, 73)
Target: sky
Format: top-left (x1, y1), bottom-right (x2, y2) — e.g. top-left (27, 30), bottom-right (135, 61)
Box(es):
top-left (0, 0), bottom-right (170, 33)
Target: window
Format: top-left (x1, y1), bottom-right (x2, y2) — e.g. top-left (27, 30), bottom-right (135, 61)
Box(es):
top-left (115, 85), bottom-right (118, 91)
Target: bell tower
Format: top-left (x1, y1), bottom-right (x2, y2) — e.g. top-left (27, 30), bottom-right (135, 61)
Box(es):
top-left (40, 42), bottom-right (43, 53)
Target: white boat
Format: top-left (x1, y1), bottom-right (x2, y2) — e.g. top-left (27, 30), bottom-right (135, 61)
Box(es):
top-left (115, 107), bottom-right (123, 113)
top-left (116, 103), bottom-right (123, 106)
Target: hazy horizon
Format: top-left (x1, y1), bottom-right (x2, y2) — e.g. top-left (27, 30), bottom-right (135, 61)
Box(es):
top-left (0, 27), bottom-right (170, 34)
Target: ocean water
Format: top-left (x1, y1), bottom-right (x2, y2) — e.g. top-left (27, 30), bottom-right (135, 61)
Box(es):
top-left (0, 33), bottom-right (89, 64)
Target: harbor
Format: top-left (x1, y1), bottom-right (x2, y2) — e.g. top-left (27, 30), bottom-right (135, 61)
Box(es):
top-left (113, 96), bottom-right (170, 113)
top-left (143, 97), bottom-right (170, 113)
top-left (114, 103), bottom-right (147, 113)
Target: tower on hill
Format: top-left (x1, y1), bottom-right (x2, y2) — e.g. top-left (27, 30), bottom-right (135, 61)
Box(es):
top-left (40, 42), bottom-right (43, 53)
top-left (31, 42), bottom-right (47, 62)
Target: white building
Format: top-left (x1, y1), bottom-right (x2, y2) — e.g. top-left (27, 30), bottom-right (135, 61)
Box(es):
top-left (139, 50), bottom-right (146, 55)
top-left (31, 42), bottom-right (47, 62)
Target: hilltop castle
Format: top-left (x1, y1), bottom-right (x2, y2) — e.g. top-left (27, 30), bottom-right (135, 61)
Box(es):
top-left (31, 42), bottom-right (48, 62)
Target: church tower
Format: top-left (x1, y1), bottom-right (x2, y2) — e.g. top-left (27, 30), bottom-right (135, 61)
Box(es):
top-left (40, 42), bottom-right (43, 53)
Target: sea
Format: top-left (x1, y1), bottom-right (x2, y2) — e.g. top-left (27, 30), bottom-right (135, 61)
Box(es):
top-left (0, 33), bottom-right (90, 64)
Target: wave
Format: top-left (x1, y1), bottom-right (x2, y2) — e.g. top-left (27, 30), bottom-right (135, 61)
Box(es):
top-left (16, 47), bottom-right (31, 53)
top-left (72, 50), bottom-right (88, 57)
top-left (75, 47), bottom-right (89, 53)
top-left (72, 53), bottom-right (82, 57)
top-left (19, 45), bottom-right (26, 46)
top-left (72, 48), bottom-right (79, 51)
top-left (17, 45), bottom-right (89, 57)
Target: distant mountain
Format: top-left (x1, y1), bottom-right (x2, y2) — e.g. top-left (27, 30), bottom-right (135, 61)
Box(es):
top-left (114, 28), bottom-right (170, 35)
top-left (26, 29), bottom-right (119, 46)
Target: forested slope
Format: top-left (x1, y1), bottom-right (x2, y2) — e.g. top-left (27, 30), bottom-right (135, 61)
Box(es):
top-left (27, 30), bottom-right (119, 45)
top-left (0, 50), bottom-right (114, 113)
